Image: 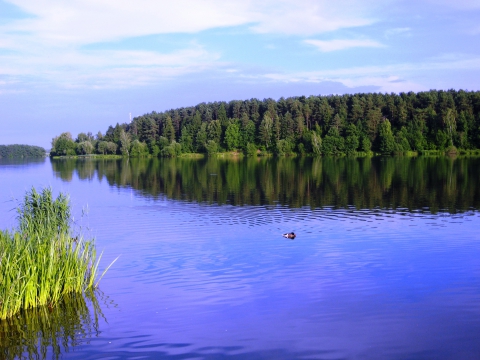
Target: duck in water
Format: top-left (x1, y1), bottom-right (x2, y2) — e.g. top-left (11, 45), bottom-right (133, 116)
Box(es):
top-left (283, 232), bottom-right (296, 239)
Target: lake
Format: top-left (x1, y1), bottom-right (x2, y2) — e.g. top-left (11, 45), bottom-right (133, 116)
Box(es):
top-left (1, 156), bottom-right (480, 359)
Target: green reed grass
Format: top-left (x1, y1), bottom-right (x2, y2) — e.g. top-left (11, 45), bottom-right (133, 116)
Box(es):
top-left (0, 187), bottom-right (115, 320)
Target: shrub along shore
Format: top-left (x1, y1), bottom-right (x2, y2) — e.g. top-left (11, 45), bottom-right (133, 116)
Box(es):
top-left (0, 188), bottom-right (114, 320)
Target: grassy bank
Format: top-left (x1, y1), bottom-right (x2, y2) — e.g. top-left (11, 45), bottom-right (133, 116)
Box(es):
top-left (0, 188), bottom-right (114, 320)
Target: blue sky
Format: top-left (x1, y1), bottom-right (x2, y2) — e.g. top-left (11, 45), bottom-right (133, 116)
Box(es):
top-left (1, 0), bottom-right (479, 148)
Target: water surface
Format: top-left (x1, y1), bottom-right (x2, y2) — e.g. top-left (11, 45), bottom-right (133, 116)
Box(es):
top-left (1, 157), bottom-right (480, 359)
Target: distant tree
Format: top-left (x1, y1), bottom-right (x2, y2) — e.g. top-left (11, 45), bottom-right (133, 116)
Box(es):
top-left (207, 120), bottom-right (222, 144)
top-left (275, 139), bottom-right (294, 156)
top-left (119, 129), bottom-right (131, 156)
top-left (378, 119), bottom-right (395, 154)
top-left (344, 124), bottom-right (360, 154)
top-left (360, 136), bottom-right (372, 153)
top-left (179, 127), bottom-right (194, 153)
top-left (311, 132), bottom-right (322, 155)
top-left (205, 140), bottom-right (219, 155)
top-left (259, 114), bottom-right (274, 149)
top-left (163, 115), bottom-right (175, 143)
top-left (395, 127), bottom-right (411, 152)
top-left (225, 122), bottom-right (240, 150)
top-left (129, 140), bottom-right (149, 157)
top-left (246, 143), bottom-right (257, 156)
top-left (51, 132), bottom-right (76, 156)
top-left (0, 145), bottom-right (46, 158)
top-left (50, 89), bottom-right (480, 157)
top-left (322, 127), bottom-right (344, 155)
top-left (241, 120), bottom-right (256, 150)
top-left (217, 103), bottom-right (228, 126)
top-left (105, 142), bottom-right (118, 154)
top-left (77, 141), bottom-right (94, 155)
top-left (195, 123), bottom-right (208, 152)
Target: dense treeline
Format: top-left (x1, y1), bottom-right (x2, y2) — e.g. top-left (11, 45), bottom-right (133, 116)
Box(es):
top-left (51, 157), bottom-right (480, 213)
top-left (51, 90), bottom-right (480, 157)
top-left (0, 144), bottom-right (46, 158)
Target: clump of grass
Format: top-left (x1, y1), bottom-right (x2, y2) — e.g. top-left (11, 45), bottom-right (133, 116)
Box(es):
top-left (0, 187), bottom-right (115, 320)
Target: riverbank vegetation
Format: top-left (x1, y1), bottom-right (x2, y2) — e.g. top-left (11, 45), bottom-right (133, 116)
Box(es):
top-left (0, 188), bottom-right (113, 320)
top-left (0, 145), bottom-right (46, 158)
top-left (50, 90), bottom-right (480, 157)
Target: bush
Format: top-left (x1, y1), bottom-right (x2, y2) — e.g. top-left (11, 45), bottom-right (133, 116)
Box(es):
top-left (246, 143), bottom-right (257, 157)
top-left (205, 140), bottom-right (219, 156)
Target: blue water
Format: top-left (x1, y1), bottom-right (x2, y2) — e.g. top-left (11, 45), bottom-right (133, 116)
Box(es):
top-left (1, 158), bottom-right (480, 359)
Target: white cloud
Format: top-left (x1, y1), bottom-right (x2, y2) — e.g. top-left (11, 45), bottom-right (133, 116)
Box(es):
top-left (304, 39), bottom-right (384, 52)
top-left (0, 0), bottom-right (386, 90)
top-left (249, 0), bottom-right (377, 35)
top-left (4, 0), bottom-right (252, 44)
top-left (0, 45), bottom-right (221, 89)
top-left (257, 54), bottom-right (480, 92)
top-left (3, 0), bottom-right (380, 45)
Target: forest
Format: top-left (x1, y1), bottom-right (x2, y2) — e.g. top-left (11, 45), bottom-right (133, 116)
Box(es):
top-left (50, 89), bottom-right (480, 157)
top-left (0, 144), bottom-right (46, 158)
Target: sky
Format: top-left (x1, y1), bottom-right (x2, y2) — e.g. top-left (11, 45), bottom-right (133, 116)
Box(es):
top-left (1, 0), bottom-right (480, 149)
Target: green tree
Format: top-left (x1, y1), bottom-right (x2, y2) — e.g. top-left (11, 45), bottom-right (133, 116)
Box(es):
top-left (196, 123), bottom-right (208, 152)
top-left (344, 124), bottom-right (360, 155)
top-left (179, 126), bottom-right (194, 153)
top-left (360, 136), bottom-right (371, 153)
top-left (378, 119), bottom-right (395, 154)
top-left (217, 103), bottom-right (228, 126)
top-left (77, 141), bottom-right (94, 155)
top-left (322, 127), bottom-right (344, 155)
top-left (163, 115), bottom-right (175, 143)
top-left (311, 132), bottom-right (322, 155)
top-left (119, 129), bottom-right (131, 156)
top-left (241, 120), bottom-right (256, 150)
top-left (130, 140), bottom-right (149, 157)
top-left (275, 139), bottom-right (294, 156)
top-left (105, 142), bottom-right (118, 154)
top-left (443, 108), bottom-right (456, 146)
top-left (259, 114), bottom-right (274, 149)
top-left (395, 127), bottom-right (411, 152)
top-left (207, 120), bottom-right (222, 144)
top-left (51, 132), bottom-right (76, 156)
top-left (225, 122), bottom-right (240, 151)
top-left (205, 140), bottom-right (219, 155)
top-left (246, 143), bottom-right (257, 156)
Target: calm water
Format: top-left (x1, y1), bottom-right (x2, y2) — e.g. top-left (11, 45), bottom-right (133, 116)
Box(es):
top-left (1, 156), bottom-right (480, 359)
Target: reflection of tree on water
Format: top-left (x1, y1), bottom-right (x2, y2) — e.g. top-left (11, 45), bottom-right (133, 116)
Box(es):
top-left (0, 290), bottom-right (112, 360)
top-left (51, 157), bottom-right (480, 213)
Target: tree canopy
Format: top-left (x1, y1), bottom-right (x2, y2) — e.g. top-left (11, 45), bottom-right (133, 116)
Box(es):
top-left (0, 145), bottom-right (46, 158)
top-left (50, 90), bottom-right (480, 157)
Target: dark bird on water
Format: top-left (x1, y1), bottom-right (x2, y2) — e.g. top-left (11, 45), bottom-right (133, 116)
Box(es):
top-left (283, 232), bottom-right (296, 239)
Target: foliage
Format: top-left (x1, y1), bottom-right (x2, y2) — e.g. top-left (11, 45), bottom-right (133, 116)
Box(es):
top-left (246, 143), bottom-right (257, 156)
top-left (50, 90), bottom-right (480, 157)
top-left (225, 122), bottom-right (240, 150)
top-left (51, 133), bottom-right (76, 156)
top-left (0, 145), bottom-right (46, 158)
top-left (0, 188), bottom-right (115, 320)
top-left (275, 139), bottom-right (294, 156)
top-left (205, 140), bottom-right (219, 156)
top-left (129, 139), bottom-right (149, 157)
top-left (378, 119), bottom-right (396, 154)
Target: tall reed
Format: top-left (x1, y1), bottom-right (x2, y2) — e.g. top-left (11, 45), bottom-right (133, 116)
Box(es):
top-left (0, 187), bottom-right (113, 320)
